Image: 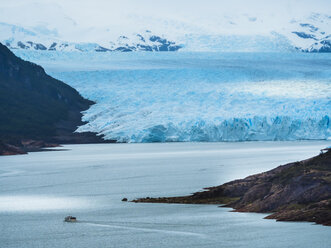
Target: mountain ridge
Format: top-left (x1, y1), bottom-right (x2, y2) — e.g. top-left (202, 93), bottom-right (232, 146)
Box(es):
top-left (1, 12), bottom-right (330, 52)
top-left (1, 26), bottom-right (183, 53)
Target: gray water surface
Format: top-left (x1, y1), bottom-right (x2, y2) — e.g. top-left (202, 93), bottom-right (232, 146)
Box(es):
top-left (0, 141), bottom-right (330, 247)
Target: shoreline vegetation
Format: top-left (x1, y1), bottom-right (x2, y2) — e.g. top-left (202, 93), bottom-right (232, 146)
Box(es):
top-left (0, 42), bottom-right (112, 156)
top-left (133, 150), bottom-right (331, 226)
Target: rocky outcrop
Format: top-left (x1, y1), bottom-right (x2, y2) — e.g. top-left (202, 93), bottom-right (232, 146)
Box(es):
top-left (304, 38), bottom-right (331, 53)
top-left (0, 141), bottom-right (26, 155)
top-left (133, 150), bottom-right (331, 226)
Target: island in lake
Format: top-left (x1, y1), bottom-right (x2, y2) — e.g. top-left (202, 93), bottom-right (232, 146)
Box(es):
top-left (133, 148), bottom-right (331, 226)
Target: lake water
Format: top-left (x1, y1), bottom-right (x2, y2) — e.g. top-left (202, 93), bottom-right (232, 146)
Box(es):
top-left (0, 141), bottom-right (330, 248)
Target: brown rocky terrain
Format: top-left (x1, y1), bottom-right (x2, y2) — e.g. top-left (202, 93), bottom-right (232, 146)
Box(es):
top-left (133, 149), bottom-right (331, 226)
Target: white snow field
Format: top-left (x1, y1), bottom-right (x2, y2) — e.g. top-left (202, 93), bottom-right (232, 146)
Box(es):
top-left (14, 51), bottom-right (331, 142)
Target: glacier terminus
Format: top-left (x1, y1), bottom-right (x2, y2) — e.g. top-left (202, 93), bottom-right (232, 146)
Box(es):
top-left (14, 51), bottom-right (331, 143)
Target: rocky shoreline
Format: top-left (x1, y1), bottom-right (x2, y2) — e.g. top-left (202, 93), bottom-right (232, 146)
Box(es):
top-left (0, 140), bottom-right (58, 155)
top-left (0, 134), bottom-right (113, 156)
top-left (133, 149), bottom-right (331, 226)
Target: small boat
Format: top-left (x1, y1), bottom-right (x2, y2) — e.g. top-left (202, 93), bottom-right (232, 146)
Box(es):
top-left (64, 216), bottom-right (77, 222)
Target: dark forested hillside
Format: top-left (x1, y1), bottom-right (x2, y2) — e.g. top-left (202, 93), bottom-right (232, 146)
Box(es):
top-left (0, 43), bottom-right (108, 154)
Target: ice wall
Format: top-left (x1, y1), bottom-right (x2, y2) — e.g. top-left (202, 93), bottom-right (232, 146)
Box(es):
top-left (14, 51), bottom-right (331, 142)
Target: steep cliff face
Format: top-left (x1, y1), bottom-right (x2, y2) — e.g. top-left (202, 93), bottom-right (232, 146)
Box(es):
top-left (134, 150), bottom-right (331, 226)
top-left (0, 42), bottom-right (108, 154)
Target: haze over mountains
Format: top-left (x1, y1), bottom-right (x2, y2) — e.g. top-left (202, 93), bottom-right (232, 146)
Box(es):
top-left (0, 0), bottom-right (330, 52)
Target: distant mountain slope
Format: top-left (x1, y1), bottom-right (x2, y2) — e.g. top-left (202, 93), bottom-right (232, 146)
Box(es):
top-left (0, 12), bottom-right (330, 52)
top-left (0, 42), bottom-right (107, 155)
top-left (0, 24), bottom-right (182, 52)
top-left (286, 13), bottom-right (331, 52)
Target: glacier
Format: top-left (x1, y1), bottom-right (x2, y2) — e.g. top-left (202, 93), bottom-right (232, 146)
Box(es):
top-left (13, 51), bottom-right (331, 142)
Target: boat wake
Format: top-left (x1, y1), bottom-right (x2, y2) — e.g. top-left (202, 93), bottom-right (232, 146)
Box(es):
top-left (83, 222), bottom-right (207, 238)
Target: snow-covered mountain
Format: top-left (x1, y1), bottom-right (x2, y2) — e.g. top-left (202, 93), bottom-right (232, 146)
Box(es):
top-left (0, 0), bottom-right (330, 53)
top-left (285, 13), bottom-right (331, 52)
top-left (1, 15), bottom-right (330, 53)
top-left (0, 0), bottom-right (331, 52)
top-left (0, 23), bottom-right (182, 52)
